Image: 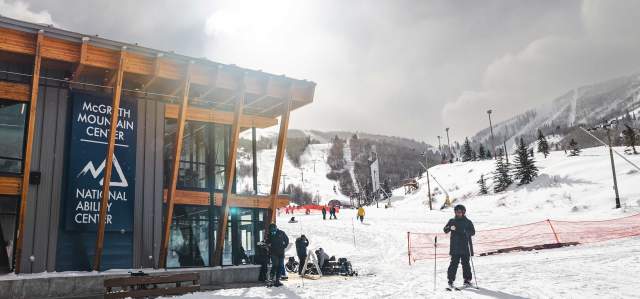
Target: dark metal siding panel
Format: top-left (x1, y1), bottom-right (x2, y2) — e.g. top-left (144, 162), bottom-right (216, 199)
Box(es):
top-left (153, 102), bottom-right (164, 267)
top-left (29, 84), bottom-right (59, 273)
top-left (46, 87), bottom-right (68, 272)
top-left (20, 85), bottom-right (46, 273)
top-left (132, 99), bottom-right (146, 268)
top-left (141, 99), bottom-right (156, 268)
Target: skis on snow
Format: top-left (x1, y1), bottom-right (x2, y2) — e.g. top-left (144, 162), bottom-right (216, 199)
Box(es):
top-left (446, 284), bottom-right (476, 291)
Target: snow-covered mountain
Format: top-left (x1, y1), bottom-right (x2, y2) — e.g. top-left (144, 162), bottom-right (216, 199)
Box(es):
top-left (472, 73), bottom-right (640, 148)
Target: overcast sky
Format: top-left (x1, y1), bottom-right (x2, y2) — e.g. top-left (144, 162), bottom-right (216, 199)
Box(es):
top-left (3, 0), bottom-right (640, 144)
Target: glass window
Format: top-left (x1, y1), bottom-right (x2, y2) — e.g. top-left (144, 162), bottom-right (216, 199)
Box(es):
top-left (167, 205), bottom-right (209, 267)
top-left (0, 196), bottom-right (18, 273)
top-left (0, 101), bottom-right (27, 174)
top-left (213, 124), bottom-right (229, 191)
top-left (164, 120), bottom-right (231, 191)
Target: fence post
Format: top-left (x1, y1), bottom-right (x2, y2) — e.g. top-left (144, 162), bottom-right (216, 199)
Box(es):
top-left (407, 232), bottom-right (411, 266)
top-left (546, 219), bottom-right (561, 244)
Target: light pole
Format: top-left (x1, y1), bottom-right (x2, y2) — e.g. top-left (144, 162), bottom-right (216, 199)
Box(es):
top-left (281, 174), bottom-right (287, 194)
top-left (445, 128), bottom-right (451, 157)
top-left (580, 122), bottom-right (623, 209)
top-left (437, 135), bottom-right (442, 153)
top-left (487, 110), bottom-right (497, 159)
top-left (425, 151), bottom-right (432, 210)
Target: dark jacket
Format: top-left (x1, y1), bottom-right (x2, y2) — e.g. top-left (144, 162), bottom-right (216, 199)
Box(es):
top-left (266, 229), bottom-right (289, 257)
top-left (254, 242), bottom-right (269, 264)
top-left (443, 216), bottom-right (475, 256)
top-left (295, 236), bottom-right (309, 257)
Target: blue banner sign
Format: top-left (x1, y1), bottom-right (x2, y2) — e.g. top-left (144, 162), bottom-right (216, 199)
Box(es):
top-left (65, 92), bottom-right (137, 232)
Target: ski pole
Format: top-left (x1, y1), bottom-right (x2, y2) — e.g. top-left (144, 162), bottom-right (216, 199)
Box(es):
top-left (433, 235), bottom-right (437, 291)
top-left (351, 217), bottom-right (357, 248)
top-left (467, 233), bottom-right (478, 288)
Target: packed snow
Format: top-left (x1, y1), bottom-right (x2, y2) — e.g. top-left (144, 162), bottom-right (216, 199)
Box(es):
top-left (170, 146), bottom-right (640, 298)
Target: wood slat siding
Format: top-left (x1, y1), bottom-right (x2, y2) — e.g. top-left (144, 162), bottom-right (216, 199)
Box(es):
top-left (162, 189), bottom-right (289, 208)
top-left (164, 104), bottom-right (278, 128)
top-left (0, 176), bottom-right (21, 195)
top-left (0, 81), bottom-right (30, 101)
top-left (0, 27), bottom-right (35, 55)
top-left (41, 37), bottom-right (80, 62)
top-left (0, 26), bottom-right (315, 106)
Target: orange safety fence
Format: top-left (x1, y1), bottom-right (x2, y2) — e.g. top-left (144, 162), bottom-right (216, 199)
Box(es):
top-left (283, 205), bottom-right (340, 214)
top-left (407, 213), bottom-right (640, 265)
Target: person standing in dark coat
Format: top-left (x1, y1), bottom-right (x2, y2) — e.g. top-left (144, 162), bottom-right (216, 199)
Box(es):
top-left (266, 223), bottom-right (289, 287)
top-left (443, 204), bottom-right (475, 288)
top-left (295, 235), bottom-right (309, 275)
top-left (329, 206), bottom-right (337, 219)
top-left (321, 206), bottom-right (327, 220)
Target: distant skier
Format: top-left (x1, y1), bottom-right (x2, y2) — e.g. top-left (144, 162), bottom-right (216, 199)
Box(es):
top-left (443, 204), bottom-right (475, 289)
top-left (266, 223), bottom-right (289, 287)
top-left (357, 206), bottom-right (365, 223)
top-left (329, 205), bottom-right (337, 219)
top-left (295, 235), bottom-right (309, 275)
top-left (322, 206), bottom-right (327, 220)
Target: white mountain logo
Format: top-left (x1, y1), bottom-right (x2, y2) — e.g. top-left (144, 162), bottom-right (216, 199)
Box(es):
top-left (76, 154), bottom-right (129, 187)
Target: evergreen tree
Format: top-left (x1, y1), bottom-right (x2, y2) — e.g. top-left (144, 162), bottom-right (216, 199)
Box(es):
top-left (622, 124), bottom-right (638, 154)
top-left (462, 137), bottom-right (474, 162)
top-left (568, 139), bottom-right (581, 156)
top-left (478, 144), bottom-right (486, 160)
top-left (514, 138), bottom-right (538, 185)
top-left (472, 150), bottom-right (477, 161)
top-left (477, 174), bottom-right (488, 194)
top-left (493, 150), bottom-right (512, 192)
top-left (487, 150), bottom-right (492, 159)
top-left (537, 129), bottom-right (550, 158)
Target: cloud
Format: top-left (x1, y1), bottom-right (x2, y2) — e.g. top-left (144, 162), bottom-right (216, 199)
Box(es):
top-left (6, 0), bottom-right (640, 146)
top-left (0, 0), bottom-right (53, 24)
top-left (443, 0), bottom-right (640, 138)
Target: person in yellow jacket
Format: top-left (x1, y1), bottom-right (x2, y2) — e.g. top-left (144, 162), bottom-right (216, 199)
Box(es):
top-left (357, 206), bottom-right (365, 223)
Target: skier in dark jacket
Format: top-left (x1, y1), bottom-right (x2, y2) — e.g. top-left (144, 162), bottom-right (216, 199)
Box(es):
top-left (321, 206), bottom-right (327, 220)
top-left (443, 204), bottom-right (475, 288)
top-left (266, 223), bottom-right (289, 287)
top-left (295, 235), bottom-right (309, 275)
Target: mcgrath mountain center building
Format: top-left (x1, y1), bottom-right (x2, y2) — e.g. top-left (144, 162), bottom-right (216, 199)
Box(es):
top-left (0, 16), bottom-right (315, 275)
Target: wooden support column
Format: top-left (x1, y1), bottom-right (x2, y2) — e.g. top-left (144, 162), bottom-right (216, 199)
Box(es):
top-left (158, 62), bottom-right (194, 268)
top-left (212, 78), bottom-right (245, 266)
top-left (93, 46), bottom-right (127, 271)
top-left (14, 30), bottom-right (43, 274)
top-left (72, 37), bottom-right (89, 79)
top-left (267, 96), bottom-right (293, 227)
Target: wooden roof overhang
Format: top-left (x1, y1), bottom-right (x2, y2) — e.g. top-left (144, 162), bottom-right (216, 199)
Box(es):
top-left (0, 16), bottom-right (316, 126)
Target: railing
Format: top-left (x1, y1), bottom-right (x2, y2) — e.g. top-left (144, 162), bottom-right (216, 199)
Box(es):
top-left (408, 213), bottom-right (640, 264)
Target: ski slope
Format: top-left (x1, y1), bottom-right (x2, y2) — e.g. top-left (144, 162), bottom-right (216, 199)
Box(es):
top-left (171, 146), bottom-right (640, 298)
top-left (237, 143), bottom-right (351, 205)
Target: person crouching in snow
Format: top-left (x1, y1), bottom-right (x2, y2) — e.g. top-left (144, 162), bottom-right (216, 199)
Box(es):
top-left (443, 204), bottom-right (475, 288)
top-left (357, 206), bottom-right (365, 223)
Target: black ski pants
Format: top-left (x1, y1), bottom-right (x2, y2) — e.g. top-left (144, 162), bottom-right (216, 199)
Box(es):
top-left (270, 254), bottom-right (284, 281)
top-left (298, 255), bottom-right (307, 275)
top-left (447, 254), bottom-right (472, 282)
